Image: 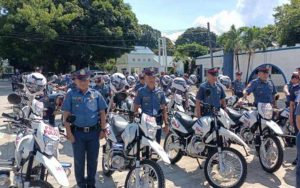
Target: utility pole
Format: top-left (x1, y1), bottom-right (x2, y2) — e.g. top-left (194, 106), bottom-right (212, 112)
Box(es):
top-left (158, 37), bottom-right (168, 73)
top-left (207, 22), bottom-right (214, 68)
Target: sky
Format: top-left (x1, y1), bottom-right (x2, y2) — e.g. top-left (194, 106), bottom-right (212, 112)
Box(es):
top-left (124, 0), bottom-right (290, 41)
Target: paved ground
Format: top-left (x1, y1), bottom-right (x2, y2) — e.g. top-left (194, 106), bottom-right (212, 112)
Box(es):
top-left (0, 80), bottom-right (297, 188)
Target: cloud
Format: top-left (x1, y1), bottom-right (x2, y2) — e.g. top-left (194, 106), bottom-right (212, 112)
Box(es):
top-left (193, 0), bottom-right (289, 34)
top-left (162, 31), bottom-right (184, 42)
top-left (193, 10), bottom-right (244, 35)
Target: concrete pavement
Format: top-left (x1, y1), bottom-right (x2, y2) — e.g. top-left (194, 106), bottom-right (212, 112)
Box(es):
top-left (0, 81), bottom-right (297, 188)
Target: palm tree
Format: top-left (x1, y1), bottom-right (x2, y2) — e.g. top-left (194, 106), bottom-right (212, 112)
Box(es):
top-left (218, 25), bottom-right (243, 72)
top-left (240, 27), bottom-right (268, 83)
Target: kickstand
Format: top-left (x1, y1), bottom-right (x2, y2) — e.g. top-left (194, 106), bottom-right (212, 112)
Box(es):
top-left (196, 158), bottom-right (203, 169)
top-left (243, 146), bottom-right (249, 157)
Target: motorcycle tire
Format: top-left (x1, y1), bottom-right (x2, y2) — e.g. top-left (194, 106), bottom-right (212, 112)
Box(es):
top-left (258, 135), bottom-right (283, 173)
top-left (102, 142), bottom-right (114, 177)
top-left (204, 147), bottom-right (247, 188)
top-left (164, 132), bottom-right (183, 164)
top-left (29, 180), bottom-right (53, 188)
top-left (124, 159), bottom-right (165, 188)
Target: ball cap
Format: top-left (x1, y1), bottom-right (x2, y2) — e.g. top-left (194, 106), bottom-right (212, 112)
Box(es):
top-left (257, 65), bottom-right (270, 73)
top-left (143, 67), bottom-right (157, 76)
top-left (75, 68), bottom-right (91, 80)
top-left (207, 67), bottom-right (219, 76)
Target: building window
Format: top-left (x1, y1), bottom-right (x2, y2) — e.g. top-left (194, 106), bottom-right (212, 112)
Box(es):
top-left (132, 58), bottom-right (135, 61)
top-left (137, 58), bottom-right (140, 62)
top-left (148, 58), bottom-right (151, 62)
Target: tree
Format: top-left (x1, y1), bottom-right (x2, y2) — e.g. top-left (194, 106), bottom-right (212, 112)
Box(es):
top-left (0, 0), bottom-right (140, 72)
top-left (175, 42), bottom-right (208, 74)
top-left (218, 25), bottom-right (243, 71)
top-left (175, 27), bottom-right (217, 48)
top-left (136, 24), bottom-right (161, 50)
top-left (274, 0), bottom-right (300, 46)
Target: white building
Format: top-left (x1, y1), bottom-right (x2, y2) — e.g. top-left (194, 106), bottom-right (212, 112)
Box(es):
top-left (196, 44), bottom-right (300, 88)
top-left (116, 46), bottom-right (184, 74)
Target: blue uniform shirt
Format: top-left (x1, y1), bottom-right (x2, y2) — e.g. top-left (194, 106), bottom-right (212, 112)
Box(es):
top-left (134, 86), bottom-right (167, 116)
top-left (196, 81), bottom-right (226, 109)
top-left (62, 88), bottom-right (107, 127)
top-left (246, 78), bottom-right (277, 104)
top-left (232, 80), bottom-right (245, 93)
top-left (134, 82), bottom-right (145, 92)
top-left (290, 84), bottom-right (300, 104)
top-left (93, 84), bottom-right (110, 99)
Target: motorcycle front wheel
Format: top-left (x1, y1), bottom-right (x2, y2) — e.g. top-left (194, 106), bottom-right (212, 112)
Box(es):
top-left (29, 180), bottom-right (53, 188)
top-left (204, 147), bottom-right (247, 188)
top-left (163, 132), bottom-right (183, 164)
top-left (102, 141), bottom-right (115, 177)
top-left (258, 135), bottom-right (283, 173)
top-left (124, 159), bottom-right (165, 188)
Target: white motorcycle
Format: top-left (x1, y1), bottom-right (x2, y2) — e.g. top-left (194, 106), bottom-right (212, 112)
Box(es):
top-left (102, 108), bottom-right (170, 188)
top-left (0, 93), bottom-right (70, 188)
top-left (164, 101), bottom-right (249, 188)
top-left (226, 102), bottom-right (284, 173)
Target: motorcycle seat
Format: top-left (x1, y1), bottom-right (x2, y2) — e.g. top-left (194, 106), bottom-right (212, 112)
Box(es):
top-left (175, 111), bottom-right (196, 131)
top-left (111, 115), bottom-right (128, 136)
top-left (227, 108), bottom-right (243, 122)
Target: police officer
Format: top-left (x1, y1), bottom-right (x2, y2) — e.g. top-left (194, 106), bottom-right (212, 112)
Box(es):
top-left (195, 68), bottom-right (226, 118)
top-left (296, 102), bottom-right (300, 188)
top-left (134, 73), bottom-right (146, 92)
top-left (134, 68), bottom-right (169, 143)
top-left (290, 72), bottom-right (300, 165)
top-left (93, 76), bottom-right (110, 104)
top-left (231, 71), bottom-right (245, 98)
top-left (62, 69), bottom-right (107, 188)
top-left (243, 66), bottom-right (277, 106)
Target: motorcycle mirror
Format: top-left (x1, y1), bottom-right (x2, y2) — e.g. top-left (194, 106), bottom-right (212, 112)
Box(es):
top-left (66, 115), bottom-right (76, 123)
top-left (205, 89), bottom-right (211, 97)
top-left (7, 93), bottom-right (22, 105)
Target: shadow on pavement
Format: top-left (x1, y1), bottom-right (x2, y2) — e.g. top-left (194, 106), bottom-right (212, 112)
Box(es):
top-left (160, 161), bottom-right (209, 188)
top-left (59, 140), bottom-right (74, 157)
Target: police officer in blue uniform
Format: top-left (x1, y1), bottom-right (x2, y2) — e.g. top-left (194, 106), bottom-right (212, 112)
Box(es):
top-left (62, 69), bottom-right (107, 188)
top-left (243, 66), bottom-right (277, 105)
top-left (231, 71), bottom-right (245, 98)
top-left (134, 68), bottom-right (169, 143)
top-left (93, 76), bottom-right (110, 104)
top-left (290, 72), bottom-right (300, 165)
top-left (296, 101), bottom-right (300, 187)
top-left (195, 68), bottom-right (226, 118)
top-left (134, 73), bottom-right (146, 92)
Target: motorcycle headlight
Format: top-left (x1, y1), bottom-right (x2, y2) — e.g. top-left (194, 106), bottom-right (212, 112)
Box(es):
top-left (259, 103), bottom-right (273, 120)
top-left (146, 122), bottom-right (157, 140)
top-left (43, 136), bottom-right (59, 156)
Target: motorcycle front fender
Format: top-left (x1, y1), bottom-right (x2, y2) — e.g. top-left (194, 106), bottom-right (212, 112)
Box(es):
top-left (141, 137), bottom-right (171, 164)
top-left (205, 127), bottom-right (250, 150)
top-left (35, 151), bottom-right (69, 187)
top-left (261, 119), bottom-right (284, 135)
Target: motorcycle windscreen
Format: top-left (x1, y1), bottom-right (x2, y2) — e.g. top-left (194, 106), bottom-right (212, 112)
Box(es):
top-left (141, 137), bottom-right (171, 164)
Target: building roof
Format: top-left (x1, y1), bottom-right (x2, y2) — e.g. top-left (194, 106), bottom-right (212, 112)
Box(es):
top-left (130, 46), bottom-right (155, 55)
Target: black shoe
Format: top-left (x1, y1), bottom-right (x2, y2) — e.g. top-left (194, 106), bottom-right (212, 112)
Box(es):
top-left (87, 185), bottom-right (96, 188)
top-left (292, 159), bottom-right (298, 165)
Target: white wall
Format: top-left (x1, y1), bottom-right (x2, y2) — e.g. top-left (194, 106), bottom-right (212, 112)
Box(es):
top-left (196, 46), bottom-right (300, 87)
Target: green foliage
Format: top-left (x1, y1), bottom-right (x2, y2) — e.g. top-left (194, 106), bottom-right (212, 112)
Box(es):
top-left (0, 0), bottom-right (139, 72)
top-left (274, 0), bottom-right (300, 45)
top-left (136, 24), bottom-right (161, 50)
top-left (175, 42), bottom-right (208, 59)
top-left (175, 27), bottom-right (217, 48)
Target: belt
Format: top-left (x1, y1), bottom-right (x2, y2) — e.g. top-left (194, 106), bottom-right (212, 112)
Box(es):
top-left (72, 124), bottom-right (99, 133)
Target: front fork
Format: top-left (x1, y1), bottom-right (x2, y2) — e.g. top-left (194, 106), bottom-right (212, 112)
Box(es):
top-left (214, 118), bottom-right (225, 173)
